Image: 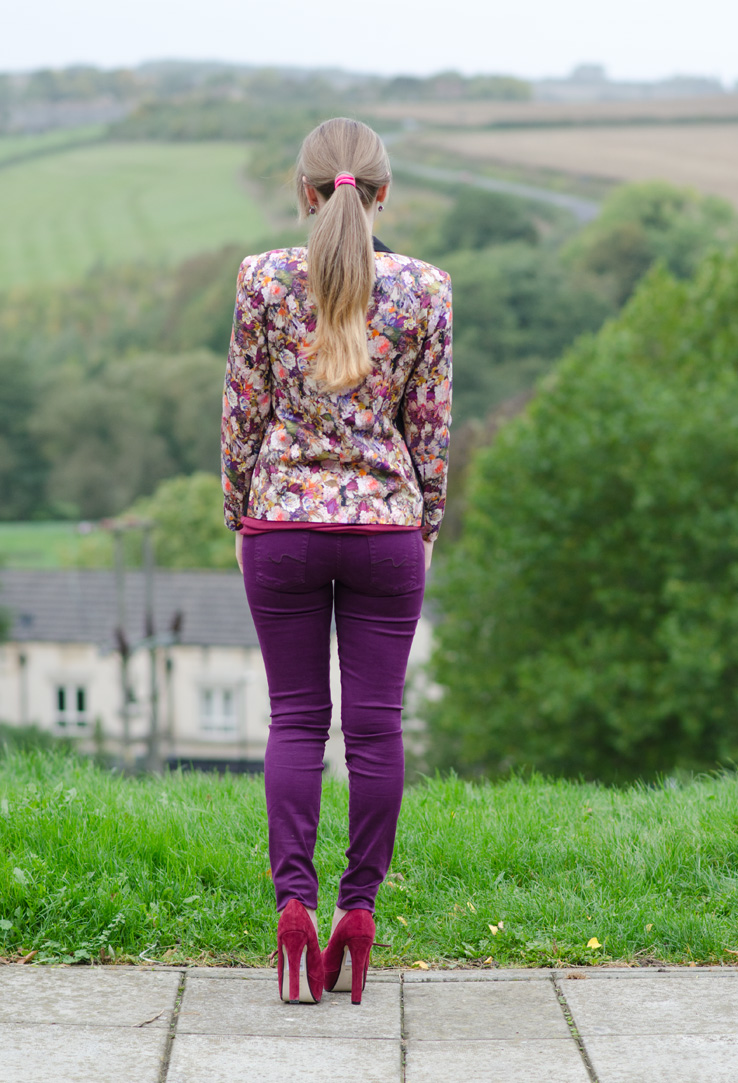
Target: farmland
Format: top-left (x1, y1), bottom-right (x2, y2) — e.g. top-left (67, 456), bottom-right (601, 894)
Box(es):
top-left (370, 93), bottom-right (738, 129)
top-left (372, 95), bottom-right (738, 208)
top-left (412, 123), bottom-right (738, 208)
top-left (0, 141), bottom-right (269, 290)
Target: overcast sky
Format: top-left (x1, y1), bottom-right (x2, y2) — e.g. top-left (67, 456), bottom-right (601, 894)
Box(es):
top-left (4, 0), bottom-right (737, 86)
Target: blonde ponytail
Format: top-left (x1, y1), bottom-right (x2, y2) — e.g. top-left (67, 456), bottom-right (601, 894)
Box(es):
top-left (296, 118), bottom-right (391, 393)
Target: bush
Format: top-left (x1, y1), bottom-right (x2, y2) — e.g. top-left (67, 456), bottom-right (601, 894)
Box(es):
top-left (428, 248), bottom-right (738, 782)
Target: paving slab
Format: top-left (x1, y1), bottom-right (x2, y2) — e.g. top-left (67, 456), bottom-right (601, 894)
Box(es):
top-left (555, 965), bottom-right (738, 979)
top-left (560, 971), bottom-right (738, 1035)
top-left (166, 1034), bottom-right (401, 1083)
top-left (404, 1038), bottom-right (591, 1083)
top-left (404, 968), bottom-right (552, 982)
top-left (184, 965), bottom-right (400, 982)
top-left (403, 979), bottom-right (570, 1041)
top-left (583, 1034), bottom-right (738, 1083)
top-left (184, 966), bottom-right (273, 981)
top-left (177, 975), bottom-right (401, 1038)
top-left (0, 1022), bottom-right (168, 1083)
top-left (0, 966), bottom-right (180, 1028)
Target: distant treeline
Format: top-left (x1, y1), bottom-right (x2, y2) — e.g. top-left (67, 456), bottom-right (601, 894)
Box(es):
top-left (0, 62), bottom-right (530, 135)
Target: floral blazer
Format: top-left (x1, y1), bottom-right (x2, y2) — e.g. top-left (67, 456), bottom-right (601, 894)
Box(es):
top-left (221, 245), bottom-right (452, 541)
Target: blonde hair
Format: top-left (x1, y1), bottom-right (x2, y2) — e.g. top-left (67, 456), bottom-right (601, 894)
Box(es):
top-left (296, 118), bottom-right (391, 393)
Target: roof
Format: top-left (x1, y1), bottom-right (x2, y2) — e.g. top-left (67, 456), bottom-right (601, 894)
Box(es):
top-left (0, 569), bottom-right (260, 650)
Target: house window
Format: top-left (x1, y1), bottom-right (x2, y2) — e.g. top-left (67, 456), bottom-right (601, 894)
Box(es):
top-left (199, 687), bottom-right (237, 736)
top-left (56, 685), bottom-right (90, 730)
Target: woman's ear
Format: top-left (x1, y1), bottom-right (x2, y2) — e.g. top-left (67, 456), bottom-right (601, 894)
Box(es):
top-left (377, 183), bottom-right (389, 205)
top-left (303, 179), bottom-right (320, 208)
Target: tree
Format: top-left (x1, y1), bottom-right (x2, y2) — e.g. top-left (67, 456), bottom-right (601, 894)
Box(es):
top-left (31, 368), bottom-right (174, 520)
top-left (73, 473), bottom-right (234, 569)
top-left (440, 243), bottom-right (613, 421)
top-left (0, 354), bottom-right (51, 520)
top-left (33, 350), bottom-right (224, 519)
top-left (127, 472), bottom-right (234, 569)
top-left (427, 248), bottom-right (738, 783)
top-left (564, 180), bottom-right (738, 305)
top-left (439, 190), bottom-right (539, 253)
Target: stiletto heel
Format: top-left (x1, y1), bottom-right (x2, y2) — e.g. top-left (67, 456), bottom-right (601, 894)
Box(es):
top-left (276, 899), bottom-right (324, 1004)
top-left (348, 935), bottom-right (373, 1005)
top-left (321, 909), bottom-right (376, 1005)
top-left (281, 933), bottom-right (305, 1002)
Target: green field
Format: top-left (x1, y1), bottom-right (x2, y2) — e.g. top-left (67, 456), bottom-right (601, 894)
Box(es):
top-left (0, 522), bottom-right (89, 570)
top-left (0, 141), bottom-right (269, 290)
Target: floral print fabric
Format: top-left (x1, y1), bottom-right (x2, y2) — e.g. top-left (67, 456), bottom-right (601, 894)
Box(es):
top-left (221, 246), bottom-right (452, 541)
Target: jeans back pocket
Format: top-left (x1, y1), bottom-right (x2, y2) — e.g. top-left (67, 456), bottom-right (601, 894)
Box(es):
top-left (253, 533), bottom-right (310, 590)
top-left (367, 532), bottom-right (423, 596)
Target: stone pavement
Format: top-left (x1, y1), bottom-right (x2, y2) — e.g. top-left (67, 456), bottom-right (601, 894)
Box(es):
top-left (1, 963), bottom-right (737, 1082)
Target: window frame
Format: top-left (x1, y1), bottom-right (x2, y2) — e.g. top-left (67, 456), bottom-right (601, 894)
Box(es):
top-left (54, 682), bottom-right (91, 732)
top-left (198, 684), bottom-right (240, 739)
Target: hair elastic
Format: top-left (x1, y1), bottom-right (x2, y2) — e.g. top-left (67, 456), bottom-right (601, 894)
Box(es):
top-left (334, 172), bottom-right (356, 189)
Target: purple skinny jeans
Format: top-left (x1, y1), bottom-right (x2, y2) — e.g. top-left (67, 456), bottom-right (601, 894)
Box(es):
top-left (242, 529), bottom-right (425, 912)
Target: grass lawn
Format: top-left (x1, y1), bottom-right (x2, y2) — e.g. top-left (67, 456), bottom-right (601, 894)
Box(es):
top-left (0, 141), bottom-right (269, 290)
top-left (1, 750), bottom-right (737, 969)
top-left (0, 522), bottom-right (90, 570)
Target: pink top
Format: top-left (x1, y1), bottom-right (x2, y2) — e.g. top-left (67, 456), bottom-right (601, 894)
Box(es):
top-left (239, 516), bottom-right (418, 536)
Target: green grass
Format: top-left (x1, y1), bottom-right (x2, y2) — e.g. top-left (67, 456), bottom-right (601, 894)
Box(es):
top-left (1, 750), bottom-right (737, 968)
top-left (0, 522), bottom-right (88, 570)
top-left (0, 141), bottom-right (269, 290)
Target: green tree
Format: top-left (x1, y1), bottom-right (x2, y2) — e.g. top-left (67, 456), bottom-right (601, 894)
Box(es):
top-left (73, 472), bottom-right (233, 569)
top-left (428, 248), bottom-right (738, 783)
top-left (31, 369), bottom-right (173, 520)
top-left (441, 243), bottom-right (613, 421)
top-left (128, 472), bottom-right (234, 569)
top-left (564, 180), bottom-right (738, 305)
top-left (438, 190), bottom-right (539, 253)
top-left (0, 354), bottom-right (51, 520)
top-left (33, 349), bottom-right (224, 519)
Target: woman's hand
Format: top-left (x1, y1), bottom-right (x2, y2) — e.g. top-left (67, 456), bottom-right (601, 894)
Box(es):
top-left (423, 538), bottom-right (434, 572)
top-left (235, 532), bottom-right (244, 574)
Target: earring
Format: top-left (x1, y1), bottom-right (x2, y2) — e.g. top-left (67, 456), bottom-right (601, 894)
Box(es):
top-left (377, 204), bottom-right (384, 212)
top-left (308, 206), bottom-right (317, 215)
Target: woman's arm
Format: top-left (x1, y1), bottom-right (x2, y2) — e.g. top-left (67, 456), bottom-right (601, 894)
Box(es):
top-left (221, 256), bottom-right (272, 533)
top-left (402, 270), bottom-right (453, 545)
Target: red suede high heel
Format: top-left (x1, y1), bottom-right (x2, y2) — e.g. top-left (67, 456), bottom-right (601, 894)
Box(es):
top-left (276, 899), bottom-right (324, 1004)
top-left (321, 909), bottom-right (376, 1005)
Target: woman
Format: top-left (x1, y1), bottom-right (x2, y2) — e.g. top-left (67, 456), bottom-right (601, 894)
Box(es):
top-left (221, 117), bottom-right (452, 1005)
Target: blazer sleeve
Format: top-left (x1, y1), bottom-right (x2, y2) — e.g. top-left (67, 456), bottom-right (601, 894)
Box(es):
top-left (401, 270), bottom-right (453, 543)
top-left (221, 256), bottom-right (272, 531)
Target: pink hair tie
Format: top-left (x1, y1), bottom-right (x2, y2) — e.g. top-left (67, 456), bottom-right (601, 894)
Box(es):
top-left (334, 172), bottom-right (356, 189)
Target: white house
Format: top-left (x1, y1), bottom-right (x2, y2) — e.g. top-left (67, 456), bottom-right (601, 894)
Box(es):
top-left (0, 569), bottom-right (433, 776)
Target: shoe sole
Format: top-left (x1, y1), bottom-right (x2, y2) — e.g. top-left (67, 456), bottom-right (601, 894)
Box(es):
top-left (331, 945), bottom-right (354, 993)
top-left (281, 944), bottom-right (318, 1004)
